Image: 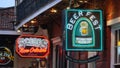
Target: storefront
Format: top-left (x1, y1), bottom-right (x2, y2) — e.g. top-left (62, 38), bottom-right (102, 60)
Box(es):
top-left (107, 17), bottom-right (120, 68)
top-left (14, 0), bottom-right (120, 68)
top-left (14, 0), bottom-right (63, 67)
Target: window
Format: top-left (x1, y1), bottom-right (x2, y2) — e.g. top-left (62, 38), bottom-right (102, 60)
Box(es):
top-left (109, 18), bottom-right (120, 68)
top-left (110, 23), bottom-right (120, 68)
top-left (115, 30), bottom-right (120, 64)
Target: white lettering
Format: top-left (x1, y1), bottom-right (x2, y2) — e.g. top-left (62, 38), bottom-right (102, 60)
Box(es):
top-left (18, 38), bottom-right (48, 49)
top-left (76, 37), bottom-right (92, 44)
top-left (67, 11), bottom-right (100, 30)
top-left (3, 51), bottom-right (10, 57)
top-left (70, 18), bottom-right (75, 24)
top-left (73, 13), bottom-right (79, 20)
top-left (86, 12), bottom-right (92, 16)
top-left (93, 20), bottom-right (99, 26)
top-left (95, 25), bottom-right (101, 30)
top-left (78, 11), bottom-right (83, 17)
top-left (0, 51), bottom-right (11, 58)
top-left (90, 15), bottom-right (96, 22)
top-left (67, 24), bottom-right (73, 30)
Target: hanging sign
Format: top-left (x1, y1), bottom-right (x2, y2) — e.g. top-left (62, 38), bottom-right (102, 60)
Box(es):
top-left (0, 47), bottom-right (13, 65)
top-left (64, 9), bottom-right (103, 51)
top-left (16, 35), bottom-right (50, 58)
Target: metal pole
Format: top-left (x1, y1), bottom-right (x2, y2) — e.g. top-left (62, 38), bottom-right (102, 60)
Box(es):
top-left (94, 61), bottom-right (96, 68)
top-left (67, 52), bottom-right (70, 68)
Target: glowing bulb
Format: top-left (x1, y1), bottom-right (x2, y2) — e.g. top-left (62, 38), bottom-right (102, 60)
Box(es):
top-left (118, 41), bottom-right (120, 46)
top-left (79, 0), bottom-right (83, 3)
top-left (23, 24), bottom-right (28, 27)
top-left (84, 0), bottom-right (88, 3)
top-left (50, 8), bottom-right (57, 13)
top-left (31, 20), bottom-right (36, 24)
top-left (17, 29), bottom-right (21, 32)
top-left (66, 7), bottom-right (70, 9)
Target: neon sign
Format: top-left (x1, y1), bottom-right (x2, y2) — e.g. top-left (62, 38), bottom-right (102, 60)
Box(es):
top-left (16, 35), bottom-right (50, 58)
top-left (64, 9), bottom-right (103, 51)
top-left (0, 47), bottom-right (13, 65)
top-left (19, 47), bottom-right (47, 54)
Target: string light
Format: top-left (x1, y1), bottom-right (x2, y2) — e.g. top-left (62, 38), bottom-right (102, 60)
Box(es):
top-left (84, 0), bottom-right (88, 3)
top-left (79, 0), bottom-right (83, 3)
top-left (17, 29), bottom-right (21, 32)
top-left (66, 7), bottom-right (70, 9)
top-left (50, 8), bottom-right (57, 13)
top-left (23, 24), bottom-right (28, 27)
top-left (31, 20), bottom-right (36, 24)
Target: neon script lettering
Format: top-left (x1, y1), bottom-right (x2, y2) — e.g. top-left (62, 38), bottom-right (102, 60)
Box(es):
top-left (19, 47), bottom-right (47, 54)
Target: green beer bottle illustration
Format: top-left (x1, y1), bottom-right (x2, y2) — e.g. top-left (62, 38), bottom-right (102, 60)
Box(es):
top-left (72, 18), bottom-right (95, 47)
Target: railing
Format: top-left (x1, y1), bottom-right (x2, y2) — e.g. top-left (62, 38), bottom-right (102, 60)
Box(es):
top-left (16, 0), bottom-right (51, 23)
top-left (0, 7), bottom-right (15, 30)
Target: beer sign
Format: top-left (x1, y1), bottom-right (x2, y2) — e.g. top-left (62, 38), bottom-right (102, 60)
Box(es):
top-left (16, 35), bottom-right (50, 58)
top-left (0, 47), bottom-right (13, 65)
top-left (64, 9), bottom-right (103, 51)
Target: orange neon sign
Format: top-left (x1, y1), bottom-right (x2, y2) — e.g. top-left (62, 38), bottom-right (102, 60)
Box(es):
top-left (16, 35), bottom-right (50, 58)
top-left (19, 47), bottom-right (47, 54)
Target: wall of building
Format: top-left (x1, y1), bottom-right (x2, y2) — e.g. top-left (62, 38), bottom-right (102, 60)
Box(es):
top-left (106, 0), bottom-right (120, 68)
top-left (14, 53), bottom-right (33, 68)
top-left (106, 0), bottom-right (120, 20)
top-left (14, 26), bottom-right (49, 68)
top-left (14, 0), bottom-right (115, 68)
top-left (95, 27), bottom-right (111, 68)
top-left (0, 7), bottom-right (15, 30)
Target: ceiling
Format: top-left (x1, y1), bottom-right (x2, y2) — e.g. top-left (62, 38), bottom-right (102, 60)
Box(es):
top-left (19, 0), bottom-right (106, 33)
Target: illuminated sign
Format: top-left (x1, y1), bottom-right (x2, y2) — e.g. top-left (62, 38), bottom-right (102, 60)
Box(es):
top-left (0, 47), bottom-right (14, 65)
top-left (64, 9), bottom-right (103, 51)
top-left (16, 35), bottom-right (50, 58)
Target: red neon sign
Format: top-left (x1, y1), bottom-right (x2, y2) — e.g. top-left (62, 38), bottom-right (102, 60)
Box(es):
top-left (16, 35), bottom-right (50, 58)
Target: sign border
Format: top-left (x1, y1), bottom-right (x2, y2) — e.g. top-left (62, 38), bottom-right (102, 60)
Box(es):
top-left (65, 9), bottom-right (103, 51)
top-left (16, 34), bottom-right (50, 58)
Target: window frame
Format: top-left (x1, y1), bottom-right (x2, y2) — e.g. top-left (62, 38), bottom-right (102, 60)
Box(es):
top-left (111, 24), bottom-right (120, 68)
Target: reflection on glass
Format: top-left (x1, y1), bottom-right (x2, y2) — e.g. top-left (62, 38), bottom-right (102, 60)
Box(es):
top-left (117, 47), bottom-right (120, 63)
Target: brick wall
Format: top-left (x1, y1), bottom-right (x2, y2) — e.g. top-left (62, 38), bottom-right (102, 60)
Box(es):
top-left (96, 26), bottom-right (111, 68)
top-left (0, 7), bottom-right (15, 30)
top-left (106, 0), bottom-right (120, 20)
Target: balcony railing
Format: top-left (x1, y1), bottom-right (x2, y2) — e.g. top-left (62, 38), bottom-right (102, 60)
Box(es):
top-left (16, 0), bottom-right (51, 24)
top-left (0, 7), bottom-right (15, 30)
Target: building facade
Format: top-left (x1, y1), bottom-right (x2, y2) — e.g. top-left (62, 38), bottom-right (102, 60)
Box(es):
top-left (2, 0), bottom-right (119, 68)
top-left (0, 7), bottom-right (19, 68)
top-left (0, 7), bottom-right (20, 35)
